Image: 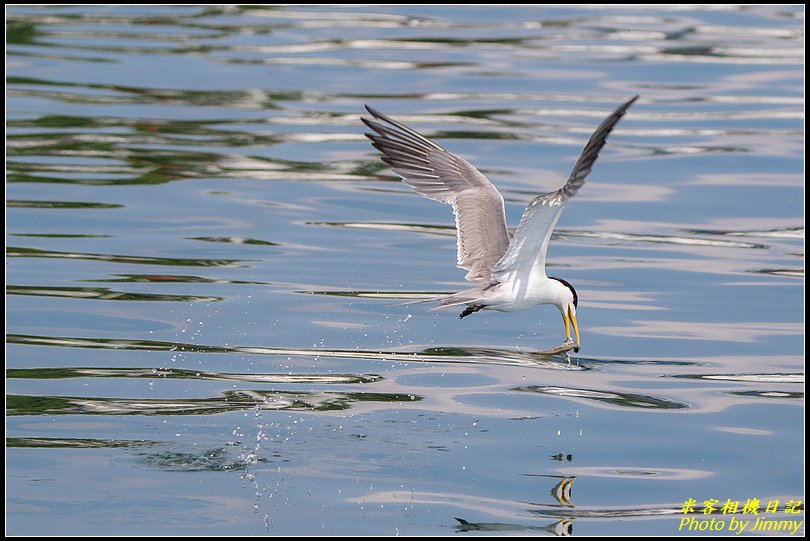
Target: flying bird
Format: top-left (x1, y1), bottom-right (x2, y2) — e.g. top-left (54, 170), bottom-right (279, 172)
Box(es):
top-left (362, 96), bottom-right (638, 352)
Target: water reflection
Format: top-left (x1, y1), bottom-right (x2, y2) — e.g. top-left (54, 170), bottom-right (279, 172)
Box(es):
top-left (307, 220), bottom-right (455, 237)
top-left (6, 333), bottom-right (589, 368)
top-left (137, 447), bottom-right (243, 472)
top-left (308, 220), bottom-right (793, 267)
top-left (527, 504), bottom-right (684, 519)
top-left (11, 232), bottom-right (112, 238)
top-left (682, 226), bottom-right (804, 239)
top-left (748, 268), bottom-right (803, 277)
top-left (550, 476), bottom-right (576, 507)
top-left (357, 488), bottom-right (688, 535)
top-left (554, 466), bottom-right (711, 481)
top-left (6, 3), bottom-right (804, 536)
top-left (7, 332), bottom-right (710, 372)
top-left (455, 517), bottom-right (573, 535)
top-left (455, 476), bottom-right (578, 533)
top-left (6, 389), bottom-right (421, 416)
top-left (7, 200), bottom-right (123, 209)
top-left (559, 230), bottom-right (768, 250)
top-left (6, 366), bottom-right (382, 384)
top-left (514, 385), bottom-right (690, 410)
top-left (7, 246), bottom-right (250, 267)
top-left (6, 436), bottom-right (157, 449)
top-left (668, 372), bottom-right (803, 384)
top-left (7, 284), bottom-right (222, 303)
top-left (591, 320), bottom-right (802, 343)
top-left (187, 236), bottom-right (279, 246)
top-left (8, 436), bottom-right (267, 473)
top-left (729, 390), bottom-right (803, 400)
top-left (87, 273), bottom-right (270, 284)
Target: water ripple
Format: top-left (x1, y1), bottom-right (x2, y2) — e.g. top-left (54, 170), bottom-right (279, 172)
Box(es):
top-left (7, 246), bottom-right (250, 267)
top-left (513, 385), bottom-right (690, 410)
top-left (7, 366), bottom-right (382, 384)
top-left (6, 333), bottom-right (585, 369)
top-left (7, 285), bottom-right (222, 303)
top-left (5, 4), bottom-right (804, 535)
top-left (7, 389), bottom-right (421, 416)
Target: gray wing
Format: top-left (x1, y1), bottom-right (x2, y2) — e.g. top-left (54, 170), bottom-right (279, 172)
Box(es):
top-left (363, 105), bottom-right (510, 284)
top-left (492, 96), bottom-right (638, 282)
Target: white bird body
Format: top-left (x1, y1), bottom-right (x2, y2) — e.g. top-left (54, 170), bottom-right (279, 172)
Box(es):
top-left (362, 96), bottom-right (638, 351)
top-left (467, 273), bottom-right (573, 313)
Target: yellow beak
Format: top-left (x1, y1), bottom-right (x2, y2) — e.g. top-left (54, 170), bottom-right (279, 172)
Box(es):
top-left (563, 305), bottom-right (580, 352)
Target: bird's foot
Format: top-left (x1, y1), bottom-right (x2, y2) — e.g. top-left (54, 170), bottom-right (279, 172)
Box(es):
top-left (459, 304), bottom-right (484, 319)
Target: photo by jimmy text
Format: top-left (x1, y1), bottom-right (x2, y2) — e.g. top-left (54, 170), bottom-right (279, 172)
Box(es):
top-left (678, 498), bottom-right (803, 535)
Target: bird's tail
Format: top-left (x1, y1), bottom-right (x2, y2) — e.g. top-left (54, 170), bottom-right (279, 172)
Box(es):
top-left (395, 294), bottom-right (445, 307)
top-left (432, 287), bottom-right (488, 310)
top-left (393, 293), bottom-right (468, 310)
top-left (389, 288), bottom-right (488, 314)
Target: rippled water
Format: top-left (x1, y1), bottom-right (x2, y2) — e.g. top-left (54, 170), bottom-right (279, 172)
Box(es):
top-left (6, 5), bottom-right (804, 536)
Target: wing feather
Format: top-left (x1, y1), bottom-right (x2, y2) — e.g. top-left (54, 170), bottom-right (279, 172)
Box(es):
top-left (492, 96), bottom-right (638, 282)
top-left (363, 105), bottom-right (510, 283)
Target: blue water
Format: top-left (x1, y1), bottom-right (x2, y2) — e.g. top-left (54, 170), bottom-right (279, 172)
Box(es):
top-left (6, 5), bottom-right (804, 536)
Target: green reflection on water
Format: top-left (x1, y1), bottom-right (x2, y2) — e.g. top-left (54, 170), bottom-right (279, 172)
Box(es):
top-left (188, 236), bottom-right (279, 246)
top-left (6, 390), bottom-right (422, 416)
top-left (7, 366), bottom-right (382, 385)
top-left (7, 246), bottom-right (250, 267)
top-left (6, 20), bottom-right (37, 45)
top-left (7, 200), bottom-right (123, 209)
top-left (137, 447), bottom-right (240, 472)
top-left (82, 273), bottom-right (269, 284)
top-left (11, 233), bottom-right (112, 238)
top-left (7, 285), bottom-right (223, 303)
top-left (6, 436), bottom-right (157, 449)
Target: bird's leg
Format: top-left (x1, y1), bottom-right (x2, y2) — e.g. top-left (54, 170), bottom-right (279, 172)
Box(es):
top-left (459, 304), bottom-right (484, 319)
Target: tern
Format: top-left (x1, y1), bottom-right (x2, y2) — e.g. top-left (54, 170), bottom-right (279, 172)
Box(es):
top-left (362, 96), bottom-right (637, 352)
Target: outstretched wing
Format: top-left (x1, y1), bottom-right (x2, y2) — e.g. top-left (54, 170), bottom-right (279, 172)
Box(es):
top-left (363, 105), bottom-right (510, 284)
top-left (492, 96), bottom-right (638, 283)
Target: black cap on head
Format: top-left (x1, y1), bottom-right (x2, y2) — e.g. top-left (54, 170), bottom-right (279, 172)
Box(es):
top-left (549, 276), bottom-right (578, 308)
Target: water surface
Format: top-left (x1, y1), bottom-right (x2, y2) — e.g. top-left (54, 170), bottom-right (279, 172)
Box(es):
top-left (6, 5), bottom-right (804, 536)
